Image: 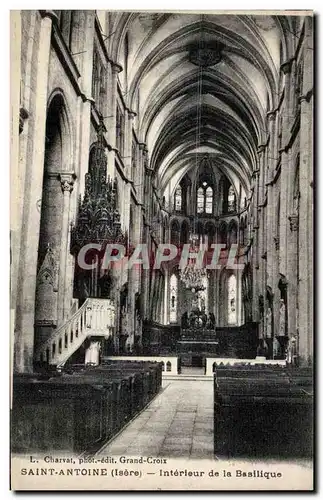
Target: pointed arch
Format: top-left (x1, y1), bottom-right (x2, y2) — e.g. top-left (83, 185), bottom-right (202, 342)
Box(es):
top-left (228, 219), bottom-right (238, 246)
top-left (197, 186), bottom-right (204, 213)
top-left (228, 185), bottom-right (236, 213)
top-left (205, 221), bottom-right (216, 247)
top-left (35, 91), bottom-right (74, 343)
top-left (170, 218), bottom-right (180, 245)
top-left (46, 89), bottom-right (73, 172)
top-left (218, 221), bottom-right (227, 246)
top-left (180, 220), bottom-right (189, 245)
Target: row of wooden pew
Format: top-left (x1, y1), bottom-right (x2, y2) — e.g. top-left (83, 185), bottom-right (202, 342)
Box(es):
top-left (213, 365), bottom-right (313, 459)
top-left (11, 360), bottom-right (162, 454)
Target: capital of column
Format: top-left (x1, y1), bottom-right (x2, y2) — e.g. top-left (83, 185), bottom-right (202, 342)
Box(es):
top-left (288, 214), bottom-right (299, 232)
top-left (60, 173), bottom-right (76, 193)
top-left (139, 142), bottom-right (147, 152)
top-left (111, 61), bottom-right (122, 74)
top-left (126, 109), bottom-right (137, 119)
top-left (299, 89), bottom-right (313, 104)
top-left (267, 109), bottom-right (277, 121)
top-left (257, 144), bottom-right (267, 155)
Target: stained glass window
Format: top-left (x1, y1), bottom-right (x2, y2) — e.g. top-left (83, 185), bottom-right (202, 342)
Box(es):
top-left (228, 185), bottom-right (236, 212)
top-left (175, 185), bottom-right (182, 211)
top-left (205, 187), bottom-right (213, 214)
top-left (170, 274), bottom-right (178, 323)
top-left (197, 187), bottom-right (204, 213)
top-left (197, 182), bottom-right (213, 214)
top-left (228, 274), bottom-right (237, 324)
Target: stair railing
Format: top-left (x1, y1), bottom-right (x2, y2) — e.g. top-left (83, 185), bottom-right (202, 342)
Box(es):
top-left (35, 298), bottom-right (115, 368)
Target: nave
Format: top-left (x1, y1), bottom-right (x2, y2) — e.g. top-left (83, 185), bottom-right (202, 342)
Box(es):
top-left (11, 11), bottom-right (313, 479)
top-left (97, 378), bottom-right (214, 460)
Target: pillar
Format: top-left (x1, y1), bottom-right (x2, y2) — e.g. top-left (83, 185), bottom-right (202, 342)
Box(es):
top-left (57, 173), bottom-right (76, 323)
top-left (14, 12), bottom-right (54, 373)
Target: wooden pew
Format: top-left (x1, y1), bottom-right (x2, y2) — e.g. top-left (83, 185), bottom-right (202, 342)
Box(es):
top-left (214, 365), bottom-right (313, 459)
top-left (11, 361), bottom-right (162, 454)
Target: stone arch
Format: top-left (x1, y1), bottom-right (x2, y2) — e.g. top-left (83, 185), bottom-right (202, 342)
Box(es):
top-left (35, 91), bottom-right (74, 348)
top-left (180, 220), bottom-right (189, 245)
top-left (228, 219), bottom-right (238, 246)
top-left (218, 221), bottom-right (227, 246)
top-left (204, 221), bottom-right (216, 246)
top-left (170, 218), bottom-right (180, 246)
top-left (46, 89), bottom-right (73, 172)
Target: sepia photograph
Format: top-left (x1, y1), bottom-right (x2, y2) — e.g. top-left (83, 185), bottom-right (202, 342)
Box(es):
top-left (10, 9), bottom-right (314, 491)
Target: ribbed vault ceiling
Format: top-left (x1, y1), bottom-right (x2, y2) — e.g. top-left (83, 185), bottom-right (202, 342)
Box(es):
top-left (105, 13), bottom-right (298, 197)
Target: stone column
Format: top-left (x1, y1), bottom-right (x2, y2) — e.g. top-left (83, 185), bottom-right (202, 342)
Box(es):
top-left (257, 145), bottom-right (266, 337)
top-left (163, 269), bottom-right (169, 324)
top-left (287, 214), bottom-right (299, 342)
top-left (10, 11), bottom-right (22, 370)
top-left (251, 169), bottom-right (260, 323)
top-left (138, 143), bottom-right (146, 205)
top-left (265, 111), bottom-right (277, 294)
top-left (293, 18), bottom-right (313, 365)
top-left (77, 11), bottom-right (95, 197)
top-left (57, 173), bottom-right (76, 323)
top-left (14, 12), bottom-right (54, 373)
top-left (298, 95), bottom-right (313, 365)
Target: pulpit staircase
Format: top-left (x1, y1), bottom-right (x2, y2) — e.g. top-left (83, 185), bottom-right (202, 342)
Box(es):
top-left (34, 298), bottom-right (115, 369)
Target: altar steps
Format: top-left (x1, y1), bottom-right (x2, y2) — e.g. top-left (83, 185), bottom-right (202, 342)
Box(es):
top-left (164, 373), bottom-right (213, 381)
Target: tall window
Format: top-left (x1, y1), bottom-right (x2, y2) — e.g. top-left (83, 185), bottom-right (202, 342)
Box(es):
top-left (170, 274), bottom-right (178, 323)
top-left (228, 274), bottom-right (237, 325)
top-left (205, 187), bottom-right (213, 214)
top-left (175, 185), bottom-right (182, 212)
top-left (197, 181), bottom-right (213, 214)
top-left (228, 186), bottom-right (236, 213)
top-left (197, 187), bottom-right (204, 213)
top-left (219, 222), bottom-right (227, 246)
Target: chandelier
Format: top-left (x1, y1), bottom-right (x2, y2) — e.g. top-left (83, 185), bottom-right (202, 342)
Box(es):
top-left (179, 232), bottom-right (208, 291)
top-left (179, 16), bottom-right (208, 293)
top-left (179, 261), bottom-right (207, 293)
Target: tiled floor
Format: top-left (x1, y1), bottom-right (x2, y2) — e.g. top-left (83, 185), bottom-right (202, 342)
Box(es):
top-left (97, 379), bottom-right (214, 459)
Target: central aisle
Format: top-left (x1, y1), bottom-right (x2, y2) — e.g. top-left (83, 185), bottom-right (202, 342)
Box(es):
top-left (97, 380), bottom-right (214, 460)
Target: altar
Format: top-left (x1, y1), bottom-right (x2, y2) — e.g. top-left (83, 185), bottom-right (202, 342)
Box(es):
top-left (177, 328), bottom-right (219, 367)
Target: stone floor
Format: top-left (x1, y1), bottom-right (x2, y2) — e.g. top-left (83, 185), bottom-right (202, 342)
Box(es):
top-left (97, 379), bottom-right (214, 459)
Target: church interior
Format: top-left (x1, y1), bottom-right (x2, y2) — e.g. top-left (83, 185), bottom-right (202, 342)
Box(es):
top-left (11, 11), bottom-right (313, 460)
